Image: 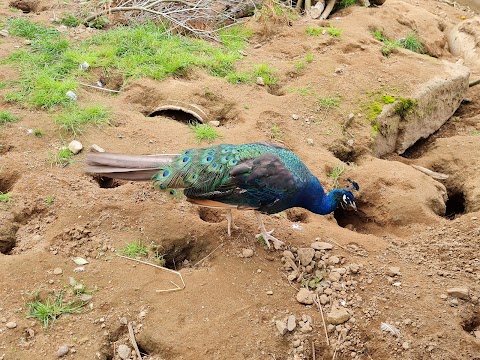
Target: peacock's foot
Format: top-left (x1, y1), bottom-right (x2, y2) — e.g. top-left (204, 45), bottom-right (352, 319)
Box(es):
top-left (255, 229), bottom-right (284, 250)
top-left (222, 209), bottom-right (240, 237)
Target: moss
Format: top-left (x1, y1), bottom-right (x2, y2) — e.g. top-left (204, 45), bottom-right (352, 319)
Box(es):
top-left (382, 95), bottom-right (396, 104)
top-left (394, 97), bottom-right (417, 119)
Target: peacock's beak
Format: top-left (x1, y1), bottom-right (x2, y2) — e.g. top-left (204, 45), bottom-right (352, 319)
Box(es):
top-left (350, 201), bottom-right (357, 211)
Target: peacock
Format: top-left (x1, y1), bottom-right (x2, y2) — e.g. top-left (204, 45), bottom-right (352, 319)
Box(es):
top-left (84, 142), bottom-right (359, 249)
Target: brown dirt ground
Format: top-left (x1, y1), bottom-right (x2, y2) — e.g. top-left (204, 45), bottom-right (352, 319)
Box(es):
top-left (1, 1), bottom-right (480, 359)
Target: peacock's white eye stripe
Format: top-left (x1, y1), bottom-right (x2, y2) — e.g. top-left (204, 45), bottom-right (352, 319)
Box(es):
top-left (342, 194), bottom-right (347, 202)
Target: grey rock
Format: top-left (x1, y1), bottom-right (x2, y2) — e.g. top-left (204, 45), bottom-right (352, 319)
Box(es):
top-left (68, 140), bottom-right (83, 154)
top-left (326, 307), bottom-right (351, 325)
top-left (447, 287), bottom-right (469, 300)
top-left (319, 294), bottom-right (329, 305)
top-left (57, 345), bottom-right (69, 357)
top-left (311, 241), bottom-right (333, 250)
top-left (53, 267), bottom-right (63, 275)
top-left (329, 256), bottom-right (340, 265)
top-left (5, 321), bottom-right (17, 329)
top-left (349, 263), bottom-right (360, 274)
top-left (283, 250), bottom-right (295, 260)
top-left (242, 248), bottom-right (254, 258)
top-left (117, 344), bottom-right (131, 360)
top-left (386, 266), bottom-right (401, 277)
top-left (296, 288), bottom-right (314, 305)
top-left (0, 29), bottom-right (9, 37)
top-left (297, 248), bottom-right (315, 266)
top-left (79, 294), bottom-right (93, 302)
top-left (66, 90), bottom-right (78, 101)
top-left (275, 320), bottom-right (287, 335)
top-left (287, 315), bottom-right (296, 331)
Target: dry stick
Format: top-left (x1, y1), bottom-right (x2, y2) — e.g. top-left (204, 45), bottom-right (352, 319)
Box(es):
top-left (332, 332), bottom-right (342, 360)
top-left (284, 274), bottom-right (300, 292)
top-left (312, 341), bottom-right (316, 360)
top-left (193, 242), bottom-right (223, 267)
top-left (469, 79), bottom-right (480, 87)
top-left (313, 294), bottom-right (330, 346)
top-left (116, 254), bottom-right (186, 291)
top-left (128, 322), bottom-right (143, 360)
top-left (79, 82), bottom-right (121, 93)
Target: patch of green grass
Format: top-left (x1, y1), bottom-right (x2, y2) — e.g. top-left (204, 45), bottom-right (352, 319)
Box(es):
top-left (305, 53), bottom-right (314, 63)
top-left (294, 61), bottom-right (306, 71)
top-left (471, 130), bottom-right (480, 136)
top-left (316, 96), bottom-right (341, 110)
top-left (270, 123), bottom-right (284, 140)
top-left (327, 164), bottom-right (346, 188)
top-left (33, 128), bottom-right (45, 136)
top-left (0, 110), bottom-right (17, 124)
top-left (382, 95), bottom-right (396, 104)
top-left (59, 13), bottom-right (81, 28)
top-left (305, 26), bottom-right (323, 36)
top-left (190, 123), bottom-right (221, 142)
top-left (287, 86), bottom-right (315, 96)
top-left (339, 0), bottom-right (357, 7)
top-left (48, 148), bottom-right (74, 167)
top-left (26, 291), bottom-right (86, 329)
top-left (326, 25), bottom-right (342, 38)
top-left (394, 97), bottom-right (417, 119)
top-left (0, 192), bottom-right (12, 203)
top-left (54, 104), bottom-right (110, 137)
top-left (45, 195), bottom-right (55, 205)
top-left (398, 33), bottom-right (423, 54)
top-left (119, 240), bottom-right (149, 258)
top-left (225, 72), bottom-right (250, 84)
top-left (252, 64), bottom-right (278, 86)
top-left (0, 81), bottom-right (6, 90)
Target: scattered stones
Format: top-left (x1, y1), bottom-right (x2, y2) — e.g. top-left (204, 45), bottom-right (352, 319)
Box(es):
top-left (386, 266), bottom-right (401, 277)
top-left (287, 315), bottom-right (296, 331)
top-left (311, 241), bottom-right (333, 250)
top-left (297, 248), bottom-right (315, 266)
top-left (327, 307), bottom-right (351, 325)
top-left (208, 120), bottom-right (220, 127)
top-left (57, 345), bottom-right (69, 357)
top-left (447, 287), bottom-right (469, 300)
top-left (296, 288), bottom-right (314, 305)
top-left (53, 267), bottom-right (63, 275)
top-left (68, 140), bottom-right (83, 154)
top-left (242, 248), bottom-right (254, 258)
top-left (5, 322), bottom-right (17, 329)
top-left (117, 344), bottom-right (131, 360)
top-left (275, 320), bottom-right (288, 335)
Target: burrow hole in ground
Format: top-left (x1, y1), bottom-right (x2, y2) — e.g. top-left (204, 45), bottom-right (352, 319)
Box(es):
top-left (148, 109), bottom-right (202, 125)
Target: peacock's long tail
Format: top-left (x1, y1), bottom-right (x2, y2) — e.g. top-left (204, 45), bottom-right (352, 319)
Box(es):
top-left (84, 152), bottom-right (179, 181)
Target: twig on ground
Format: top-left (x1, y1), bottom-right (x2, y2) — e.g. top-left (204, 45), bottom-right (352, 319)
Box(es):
top-left (116, 254), bottom-right (186, 292)
top-left (79, 82), bottom-right (122, 93)
top-left (313, 294), bottom-right (330, 346)
top-left (312, 341), bottom-right (316, 360)
top-left (332, 332), bottom-right (342, 360)
top-left (128, 322), bottom-right (142, 359)
top-left (193, 242), bottom-right (223, 267)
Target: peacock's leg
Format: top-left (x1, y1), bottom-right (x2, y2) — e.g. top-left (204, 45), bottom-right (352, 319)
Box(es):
top-left (254, 211), bottom-right (284, 249)
top-left (223, 209), bottom-right (240, 237)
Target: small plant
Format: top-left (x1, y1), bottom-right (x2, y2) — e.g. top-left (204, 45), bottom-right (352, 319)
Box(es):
top-left (252, 64), bottom-right (278, 86)
top-left (305, 26), bottom-right (322, 36)
top-left (225, 72), bottom-right (250, 84)
top-left (287, 86), bottom-right (315, 97)
top-left (0, 110), bottom-right (17, 124)
top-left (294, 61), bottom-right (306, 71)
top-left (87, 16), bottom-right (109, 29)
top-left (150, 246), bottom-right (166, 266)
top-left (0, 192), bottom-right (12, 203)
top-left (326, 25), bottom-right (342, 38)
top-left (48, 148), bottom-right (74, 167)
top-left (471, 130), bottom-right (480, 136)
top-left (54, 104), bottom-right (110, 137)
top-left (190, 123), bottom-right (221, 142)
top-left (305, 53), bottom-right (314, 63)
top-left (45, 195), bottom-right (55, 205)
top-left (69, 278), bottom-right (93, 296)
top-left (316, 96), bottom-right (341, 110)
top-left (26, 291), bottom-right (86, 329)
top-left (119, 240), bottom-right (149, 258)
top-left (33, 128), bottom-right (45, 136)
top-left (59, 13), bottom-right (81, 27)
top-left (394, 97), bottom-right (417, 119)
top-left (270, 123), bottom-right (284, 140)
top-left (398, 33), bottom-right (423, 54)
top-left (382, 95), bottom-right (396, 104)
top-left (327, 164), bottom-right (346, 188)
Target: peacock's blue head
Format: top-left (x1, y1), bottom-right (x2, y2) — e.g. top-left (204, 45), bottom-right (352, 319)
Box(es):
top-left (335, 178), bottom-right (359, 211)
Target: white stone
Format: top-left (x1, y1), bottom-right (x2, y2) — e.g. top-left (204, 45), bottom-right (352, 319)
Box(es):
top-left (256, 77), bottom-right (265, 86)
top-left (447, 287), bottom-right (469, 300)
top-left (296, 288), bottom-right (314, 305)
top-left (242, 248), bottom-right (254, 258)
top-left (91, 144), bottom-right (105, 153)
top-left (57, 345), bottom-right (69, 357)
top-left (208, 120), bottom-right (220, 127)
top-left (287, 315), bottom-right (296, 331)
top-left (311, 241), bottom-right (333, 250)
top-left (326, 307), bottom-right (351, 325)
top-left (386, 266), bottom-right (401, 277)
top-left (53, 267), bottom-right (63, 275)
top-left (68, 140), bottom-right (83, 154)
top-left (275, 320), bottom-right (287, 335)
top-left (117, 344), bottom-right (131, 360)
top-left (5, 321), bottom-right (16, 329)
top-left (297, 248), bottom-right (315, 266)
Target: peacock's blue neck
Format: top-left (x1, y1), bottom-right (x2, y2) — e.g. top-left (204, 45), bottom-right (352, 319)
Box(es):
top-left (297, 178), bottom-right (341, 215)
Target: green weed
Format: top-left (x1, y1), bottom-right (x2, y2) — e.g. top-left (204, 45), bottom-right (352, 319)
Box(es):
top-left (398, 33), bottom-right (423, 53)
top-left (294, 61), bottom-right (306, 71)
top-left (33, 128), bottom-right (44, 136)
top-left (225, 72), bottom-right (250, 84)
top-left (48, 148), bottom-right (74, 167)
top-left (190, 123), bottom-right (221, 142)
top-left (59, 13), bottom-right (81, 27)
top-left (54, 104), bottom-right (110, 137)
top-left (287, 86), bottom-right (315, 96)
top-left (252, 64), bottom-right (278, 86)
top-left (270, 123), bottom-right (284, 140)
top-left (316, 96), bottom-right (341, 110)
top-left (119, 240), bottom-right (149, 258)
top-left (45, 195), bottom-right (55, 205)
top-left (0, 192), bottom-right (12, 203)
top-left (471, 130), bottom-right (480, 136)
top-left (326, 25), bottom-right (342, 38)
top-left (339, 0), bottom-right (357, 7)
top-left (26, 291), bottom-right (86, 329)
top-left (394, 97), bottom-right (417, 119)
top-left (305, 26), bottom-right (323, 36)
top-left (382, 95), bottom-right (396, 104)
top-left (0, 110), bottom-right (17, 124)
top-left (305, 53), bottom-right (314, 63)
top-left (327, 164), bottom-right (346, 188)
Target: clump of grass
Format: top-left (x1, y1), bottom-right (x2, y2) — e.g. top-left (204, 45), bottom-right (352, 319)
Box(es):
top-left (48, 148), bottom-right (74, 167)
top-left (305, 53), bottom-right (314, 63)
top-left (339, 0), bottom-right (357, 7)
top-left (287, 86), bottom-right (315, 96)
top-left (305, 26), bottom-right (323, 36)
top-left (270, 123), bottom-right (284, 140)
top-left (58, 13), bottom-right (81, 28)
top-left (225, 72), bottom-right (250, 84)
top-left (394, 97), bottom-right (417, 119)
top-left (252, 64), bottom-right (278, 86)
top-left (371, 28), bottom-right (424, 56)
top-left (326, 25), bottom-right (343, 38)
top-left (26, 291), bottom-right (86, 329)
top-left (316, 96), bottom-right (341, 110)
top-left (294, 61), bottom-right (306, 71)
top-left (190, 123), bottom-right (221, 142)
top-left (0, 192), bottom-right (12, 203)
top-left (119, 240), bottom-right (149, 258)
top-left (0, 110), bottom-right (17, 124)
top-left (398, 33), bottom-right (423, 53)
top-left (382, 95), bottom-right (396, 104)
top-left (327, 164), bottom-right (346, 188)
top-left (45, 195), bottom-right (55, 205)
top-left (471, 130), bottom-right (480, 136)
top-left (33, 128), bottom-right (45, 136)
top-left (54, 104), bottom-right (110, 137)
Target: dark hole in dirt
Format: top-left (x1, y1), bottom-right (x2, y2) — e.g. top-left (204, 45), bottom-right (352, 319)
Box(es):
top-left (444, 190), bottom-right (466, 219)
top-left (334, 206), bottom-right (364, 230)
top-left (136, 343), bottom-right (151, 357)
top-left (0, 144), bottom-right (13, 155)
top-left (328, 144), bottom-right (357, 163)
top-left (161, 240), bottom-right (209, 270)
top-left (0, 171), bottom-right (20, 193)
top-left (198, 207), bottom-right (225, 223)
top-left (9, 0), bottom-right (36, 13)
top-left (93, 175), bottom-right (125, 189)
top-left (149, 109), bottom-right (201, 124)
top-left (286, 208), bottom-right (309, 223)
top-left (462, 313), bottom-right (480, 333)
top-left (400, 136), bottom-right (430, 159)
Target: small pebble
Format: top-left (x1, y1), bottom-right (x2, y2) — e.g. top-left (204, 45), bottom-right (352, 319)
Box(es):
top-left (68, 140), bottom-right (83, 154)
top-left (208, 120), bottom-right (220, 127)
top-left (91, 144), bottom-right (105, 153)
top-left (306, 138), bottom-right (314, 146)
top-left (5, 322), bottom-right (17, 329)
top-left (242, 248), bottom-right (254, 258)
top-left (53, 267), bottom-right (63, 275)
top-left (287, 315), bottom-right (296, 331)
top-left (256, 77), bottom-right (265, 86)
top-left (275, 320), bottom-right (287, 335)
top-left (292, 114), bottom-right (300, 120)
top-left (117, 344), bottom-right (131, 360)
top-left (57, 345), bottom-right (69, 357)
top-left (402, 341), bottom-right (410, 350)
top-left (266, 290), bottom-right (273, 295)
top-left (0, 29), bottom-right (9, 37)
